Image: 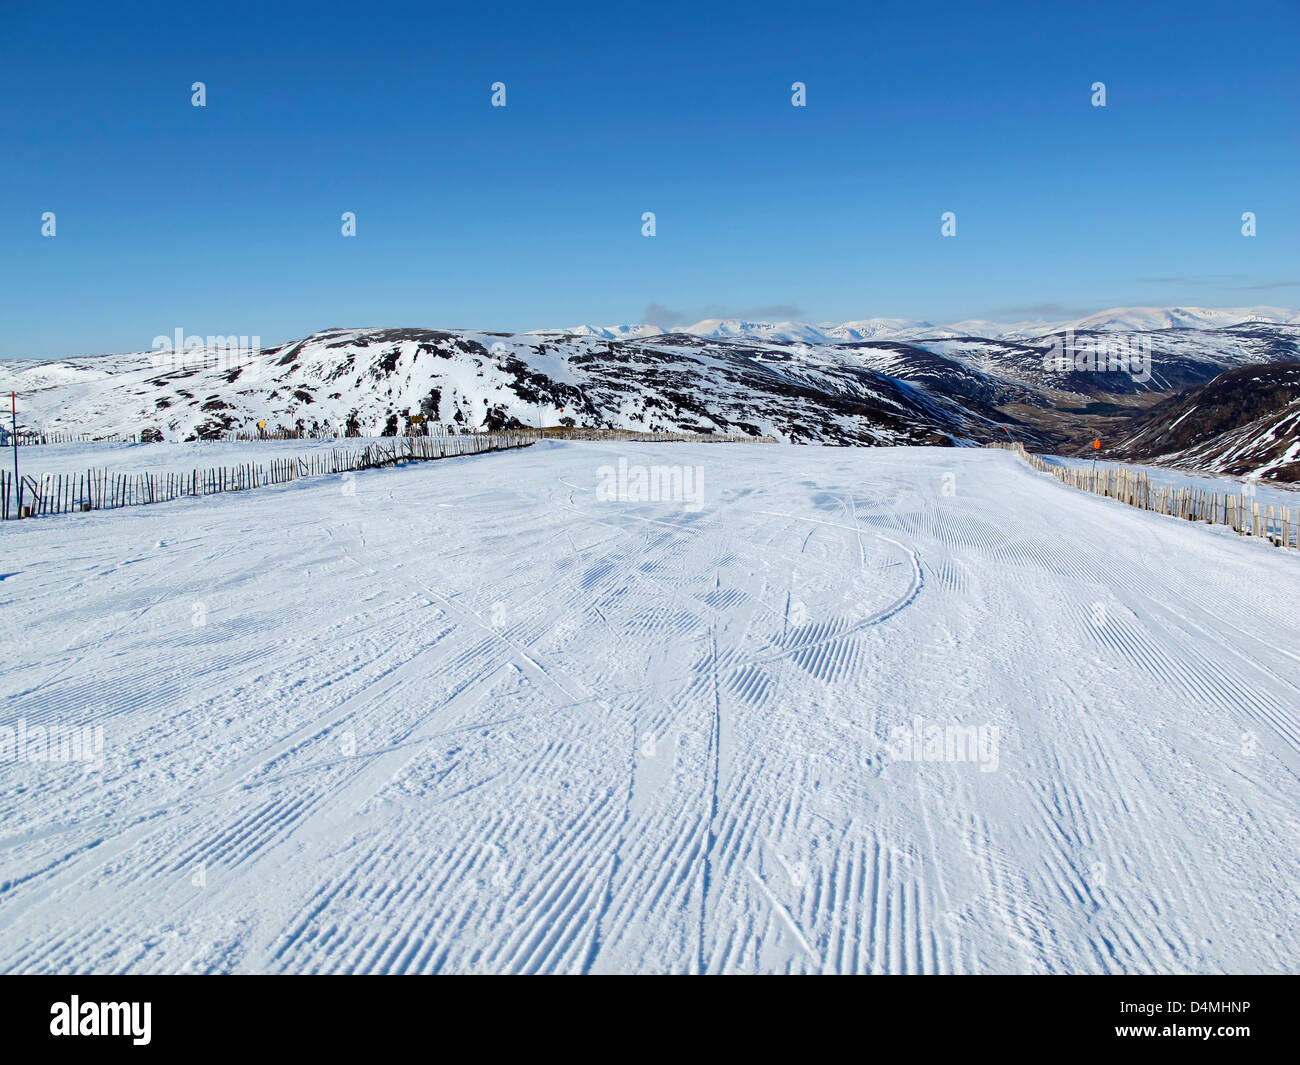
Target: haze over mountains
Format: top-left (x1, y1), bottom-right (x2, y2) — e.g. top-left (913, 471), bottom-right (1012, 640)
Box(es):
top-left (3, 306), bottom-right (1298, 481)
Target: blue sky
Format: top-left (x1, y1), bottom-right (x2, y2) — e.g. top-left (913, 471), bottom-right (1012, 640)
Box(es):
top-left (1, 0), bottom-right (1297, 356)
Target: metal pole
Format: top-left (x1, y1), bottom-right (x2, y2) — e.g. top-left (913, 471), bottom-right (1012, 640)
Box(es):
top-left (11, 392), bottom-right (21, 517)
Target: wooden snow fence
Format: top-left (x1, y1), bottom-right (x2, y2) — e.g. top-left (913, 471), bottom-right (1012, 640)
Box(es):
top-left (2, 431), bottom-right (534, 520)
top-left (988, 442), bottom-right (1297, 550)
top-left (3, 424), bottom-right (778, 521)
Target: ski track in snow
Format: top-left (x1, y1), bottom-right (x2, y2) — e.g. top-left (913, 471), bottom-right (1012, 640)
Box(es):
top-left (0, 441), bottom-right (1297, 974)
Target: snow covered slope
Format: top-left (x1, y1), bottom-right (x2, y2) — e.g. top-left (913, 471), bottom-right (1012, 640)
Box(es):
top-left (1049, 305), bottom-right (1300, 337)
top-left (555, 306), bottom-right (1300, 344)
top-left (1, 442), bottom-right (1297, 974)
top-left (1116, 363), bottom-right (1300, 481)
top-left (4, 322), bottom-right (1299, 458)
top-left (924, 321), bottom-right (1300, 396)
top-left (0, 327), bottom-right (1032, 447)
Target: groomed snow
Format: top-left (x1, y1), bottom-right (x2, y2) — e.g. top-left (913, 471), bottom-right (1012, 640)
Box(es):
top-left (1, 442), bottom-right (1297, 974)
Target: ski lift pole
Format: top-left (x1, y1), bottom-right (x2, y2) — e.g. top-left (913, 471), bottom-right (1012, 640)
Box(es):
top-left (10, 392), bottom-right (19, 518)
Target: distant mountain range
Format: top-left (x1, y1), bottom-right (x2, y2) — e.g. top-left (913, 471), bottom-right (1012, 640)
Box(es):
top-left (541, 306), bottom-right (1300, 344)
top-left (2, 307), bottom-right (1297, 481)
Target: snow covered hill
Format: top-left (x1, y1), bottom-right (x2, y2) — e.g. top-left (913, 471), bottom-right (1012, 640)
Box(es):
top-left (0, 312), bottom-right (1294, 486)
top-left (555, 306), bottom-right (1300, 344)
top-left (0, 327), bottom-right (1018, 447)
top-left (2, 442), bottom-right (1297, 973)
top-left (1116, 363), bottom-right (1300, 481)
top-left (2, 314), bottom-right (1296, 468)
top-left (1045, 305), bottom-right (1300, 337)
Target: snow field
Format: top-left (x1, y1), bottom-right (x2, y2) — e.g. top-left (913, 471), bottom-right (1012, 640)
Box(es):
top-left (0, 441), bottom-right (1297, 973)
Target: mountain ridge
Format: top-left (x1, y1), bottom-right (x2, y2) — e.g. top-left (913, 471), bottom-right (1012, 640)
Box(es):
top-left (542, 306), bottom-right (1300, 346)
top-left (3, 315), bottom-right (1297, 479)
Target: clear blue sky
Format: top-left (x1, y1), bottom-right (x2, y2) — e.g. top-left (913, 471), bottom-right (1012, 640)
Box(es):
top-left (1, 0), bottom-right (1297, 356)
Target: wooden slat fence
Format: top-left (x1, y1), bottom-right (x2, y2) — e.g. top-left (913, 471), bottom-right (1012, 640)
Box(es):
top-left (3, 431), bottom-right (532, 520)
top-left (989, 442), bottom-right (1297, 549)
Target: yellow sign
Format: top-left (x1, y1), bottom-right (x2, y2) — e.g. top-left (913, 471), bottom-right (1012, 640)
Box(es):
top-left (257, 420), bottom-right (267, 430)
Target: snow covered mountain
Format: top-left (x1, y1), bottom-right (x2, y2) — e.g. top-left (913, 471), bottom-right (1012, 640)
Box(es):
top-left (0, 327), bottom-right (1020, 447)
top-left (1115, 362), bottom-right (1300, 481)
top-left (549, 306), bottom-right (1300, 344)
top-left (1048, 305), bottom-right (1300, 336)
top-left (529, 324), bottom-right (667, 341)
top-left (2, 315), bottom-right (1297, 474)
